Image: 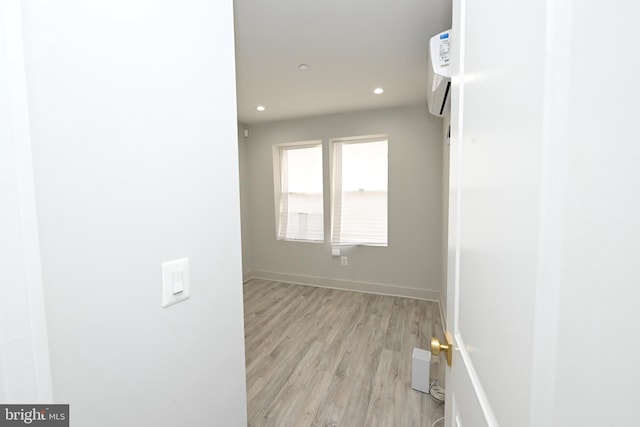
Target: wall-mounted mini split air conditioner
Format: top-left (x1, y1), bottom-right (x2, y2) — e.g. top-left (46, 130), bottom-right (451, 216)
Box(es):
top-left (427, 29), bottom-right (452, 117)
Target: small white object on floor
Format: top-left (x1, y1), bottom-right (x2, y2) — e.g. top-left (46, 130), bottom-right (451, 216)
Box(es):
top-left (411, 347), bottom-right (431, 393)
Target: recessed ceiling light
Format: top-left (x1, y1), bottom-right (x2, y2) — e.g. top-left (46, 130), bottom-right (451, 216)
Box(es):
top-left (256, 105), bottom-right (265, 112)
top-left (373, 87), bottom-right (384, 95)
top-left (299, 64), bottom-right (310, 71)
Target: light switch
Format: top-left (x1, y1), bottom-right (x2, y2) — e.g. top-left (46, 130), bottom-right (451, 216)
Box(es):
top-left (172, 271), bottom-right (184, 294)
top-left (162, 257), bottom-right (190, 308)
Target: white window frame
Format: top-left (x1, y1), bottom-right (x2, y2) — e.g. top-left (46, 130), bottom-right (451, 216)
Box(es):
top-left (330, 134), bottom-right (388, 247)
top-left (272, 140), bottom-right (324, 243)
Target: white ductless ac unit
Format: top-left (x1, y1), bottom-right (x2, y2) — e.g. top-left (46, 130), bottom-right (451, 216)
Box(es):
top-left (426, 29), bottom-right (452, 117)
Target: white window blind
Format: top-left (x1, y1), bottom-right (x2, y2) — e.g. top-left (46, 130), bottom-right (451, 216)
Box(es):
top-left (331, 137), bottom-right (388, 246)
top-left (274, 143), bottom-right (324, 241)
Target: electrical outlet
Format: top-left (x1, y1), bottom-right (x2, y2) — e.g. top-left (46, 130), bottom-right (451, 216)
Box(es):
top-left (341, 256), bottom-right (348, 266)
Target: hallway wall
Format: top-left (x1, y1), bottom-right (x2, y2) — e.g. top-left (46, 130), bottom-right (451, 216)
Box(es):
top-left (0, 1), bottom-right (51, 401)
top-left (21, 1), bottom-right (247, 425)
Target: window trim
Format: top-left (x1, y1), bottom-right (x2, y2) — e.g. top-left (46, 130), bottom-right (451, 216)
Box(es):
top-left (272, 140), bottom-right (324, 243)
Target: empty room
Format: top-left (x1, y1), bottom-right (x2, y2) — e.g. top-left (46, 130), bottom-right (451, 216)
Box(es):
top-left (234, 0), bottom-right (452, 425)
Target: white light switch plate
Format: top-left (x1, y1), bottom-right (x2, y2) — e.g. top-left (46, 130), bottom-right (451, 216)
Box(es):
top-left (162, 257), bottom-right (190, 308)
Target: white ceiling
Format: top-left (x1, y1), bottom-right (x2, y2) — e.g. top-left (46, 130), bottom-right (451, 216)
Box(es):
top-left (234, 0), bottom-right (452, 124)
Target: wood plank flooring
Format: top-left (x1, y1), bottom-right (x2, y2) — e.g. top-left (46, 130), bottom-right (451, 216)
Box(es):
top-left (243, 278), bottom-right (445, 427)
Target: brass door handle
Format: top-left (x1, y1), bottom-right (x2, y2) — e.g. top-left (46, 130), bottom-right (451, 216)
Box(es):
top-left (430, 331), bottom-right (454, 367)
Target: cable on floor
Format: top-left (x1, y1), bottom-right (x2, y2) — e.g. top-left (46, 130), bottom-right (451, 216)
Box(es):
top-left (431, 416), bottom-right (445, 427)
top-left (428, 381), bottom-right (445, 403)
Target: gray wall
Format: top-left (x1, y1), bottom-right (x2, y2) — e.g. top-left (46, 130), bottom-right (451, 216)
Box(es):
top-left (441, 113), bottom-right (451, 317)
top-left (238, 124), bottom-right (253, 276)
top-left (241, 105), bottom-right (444, 295)
top-left (22, 1), bottom-right (247, 425)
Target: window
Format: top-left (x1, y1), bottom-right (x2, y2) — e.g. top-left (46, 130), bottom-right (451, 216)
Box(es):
top-left (272, 141), bottom-right (324, 242)
top-left (331, 136), bottom-right (388, 246)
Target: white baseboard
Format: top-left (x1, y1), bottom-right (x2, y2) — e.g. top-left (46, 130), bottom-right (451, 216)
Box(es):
top-left (245, 269), bottom-right (440, 302)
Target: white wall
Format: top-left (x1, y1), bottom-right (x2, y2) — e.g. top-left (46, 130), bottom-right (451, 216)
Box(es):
top-left (242, 105), bottom-right (443, 298)
top-left (20, 1), bottom-right (247, 426)
top-left (0, 0), bottom-right (52, 402)
top-left (548, 1), bottom-right (640, 424)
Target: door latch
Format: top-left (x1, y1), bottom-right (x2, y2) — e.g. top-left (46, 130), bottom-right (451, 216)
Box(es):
top-left (430, 331), bottom-right (454, 367)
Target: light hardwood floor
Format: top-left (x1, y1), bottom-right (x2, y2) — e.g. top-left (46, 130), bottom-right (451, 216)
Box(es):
top-left (243, 278), bottom-right (445, 427)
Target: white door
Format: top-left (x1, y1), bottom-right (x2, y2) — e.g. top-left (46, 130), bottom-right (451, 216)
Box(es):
top-left (443, 0), bottom-right (550, 422)
top-left (442, 0), bottom-right (640, 426)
